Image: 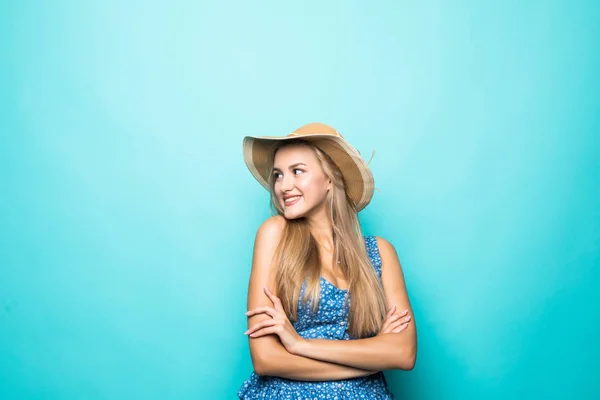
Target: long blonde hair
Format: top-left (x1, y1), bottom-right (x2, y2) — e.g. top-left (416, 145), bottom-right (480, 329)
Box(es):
top-left (267, 139), bottom-right (387, 338)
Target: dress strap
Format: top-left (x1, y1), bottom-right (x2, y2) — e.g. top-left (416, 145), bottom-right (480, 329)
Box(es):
top-left (363, 235), bottom-right (382, 278)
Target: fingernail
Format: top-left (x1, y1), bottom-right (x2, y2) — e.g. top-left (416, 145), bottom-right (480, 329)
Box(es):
top-left (392, 305), bottom-right (396, 311)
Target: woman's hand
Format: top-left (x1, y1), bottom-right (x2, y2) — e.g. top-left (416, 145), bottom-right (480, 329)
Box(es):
top-left (245, 286), bottom-right (306, 355)
top-left (377, 305), bottom-right (411, 335)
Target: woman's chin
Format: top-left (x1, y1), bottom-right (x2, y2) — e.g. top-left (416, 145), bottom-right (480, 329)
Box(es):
top-left (284, 209), bottom-right (304, 220)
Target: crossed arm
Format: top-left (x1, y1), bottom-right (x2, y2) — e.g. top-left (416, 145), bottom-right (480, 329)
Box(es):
top-left (244, 216), bottom-right (417, 380)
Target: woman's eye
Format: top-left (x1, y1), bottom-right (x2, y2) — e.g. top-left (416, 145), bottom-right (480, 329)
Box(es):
top-left (273, 169), bottom-right (302, 180)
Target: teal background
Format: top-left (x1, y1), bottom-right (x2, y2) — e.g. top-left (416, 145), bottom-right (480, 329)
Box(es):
top-left (1, 1), bottom-right (599, 399)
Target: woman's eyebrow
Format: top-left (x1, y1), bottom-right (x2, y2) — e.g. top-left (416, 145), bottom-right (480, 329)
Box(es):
top-left (272, 162), bottom-right (307, 171)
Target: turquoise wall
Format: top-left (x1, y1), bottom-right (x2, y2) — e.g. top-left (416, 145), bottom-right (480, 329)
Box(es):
top-left (1, 1), bottom-right (598, 398)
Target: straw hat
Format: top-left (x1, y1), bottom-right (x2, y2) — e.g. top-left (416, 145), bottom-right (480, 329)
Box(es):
top-left (242, 122), bottom-right (375, 211)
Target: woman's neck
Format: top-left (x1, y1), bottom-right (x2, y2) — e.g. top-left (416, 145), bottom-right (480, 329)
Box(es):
top-left (306, 212), bottom-right (334, 253)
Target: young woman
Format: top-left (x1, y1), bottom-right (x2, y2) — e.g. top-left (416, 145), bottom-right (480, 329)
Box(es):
top-left (238, 122), bottom-right (417, 399)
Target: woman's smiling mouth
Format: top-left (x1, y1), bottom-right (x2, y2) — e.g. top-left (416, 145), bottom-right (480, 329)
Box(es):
top-left (284, 195), bottom-right (302, 206)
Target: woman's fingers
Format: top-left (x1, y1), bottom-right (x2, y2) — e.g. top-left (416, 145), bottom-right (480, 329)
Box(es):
top-left (245, 306), bottom-right (277, 318)
top-left (385, 308), bottom-right (408, 323)
top-left (390, 315), bottom-right (412, 332)
top-left (387, 310), bottom-right (409, 325)
top-left (383, 313), bottom-right (411, 334)
top-left (391, 315), bottom-right (411, 326)
top-left (263, 286), bottom-right (284, 312)
top-left (380, 307), bottom-right (397, 333)
top-left (381, 308), bottom-right (408, 330)
top-left (245, 318), bottom-right (282, 336)
top-left (392, 322), bottom-right (410, 333)
top-left (386, 312), bottom-right (402, 325)
top-left (248, 324), bottom-right (283, 338)
top-left (386, 305), bottom-right (396, 317)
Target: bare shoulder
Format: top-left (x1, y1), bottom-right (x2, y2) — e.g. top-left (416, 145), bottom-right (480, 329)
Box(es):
top-left (374, 236), bottom-right (395, 251)
top-left (256, 214), bottom-right (287, 242)
top-left (253, 215), bottom-right (287, 269)
top-left (374, 236), bottom-right (401, 266)
top-left (247, 215), bottom-right (287, 301)
top-left (374, 235), bottom-right (408, 290)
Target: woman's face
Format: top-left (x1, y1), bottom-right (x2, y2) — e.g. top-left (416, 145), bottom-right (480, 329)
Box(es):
top-left (272, 144), bottom-right (331, 220)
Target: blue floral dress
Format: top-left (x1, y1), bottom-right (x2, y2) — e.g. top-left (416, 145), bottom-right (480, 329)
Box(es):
top-left (238, 235), bottom-right (396, 399)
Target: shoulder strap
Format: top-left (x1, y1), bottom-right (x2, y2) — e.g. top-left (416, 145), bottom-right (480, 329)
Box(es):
top-left (363, 235), bottom-right (382, 278)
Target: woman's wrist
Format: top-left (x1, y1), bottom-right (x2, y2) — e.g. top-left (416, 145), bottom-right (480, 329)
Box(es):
top-left (290, 337), bottom-right (311, 356)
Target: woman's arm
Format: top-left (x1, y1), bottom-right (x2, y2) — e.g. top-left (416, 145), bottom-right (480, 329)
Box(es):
top-left (245, 216), bottom-right (378, 380)
top-left (253, 341), bottom-right (378, 381)
top-left (291, 236), bottom-right (417, 371)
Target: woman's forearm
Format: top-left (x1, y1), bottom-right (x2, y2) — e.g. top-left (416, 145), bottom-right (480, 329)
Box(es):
top-left (253, 343), bottom-right (378, 381)
top-left (292, 333), bottom-right (417, 371)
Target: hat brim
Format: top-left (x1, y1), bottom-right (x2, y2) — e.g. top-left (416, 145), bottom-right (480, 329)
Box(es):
top-left (243, 134), bottom-right (374, 212)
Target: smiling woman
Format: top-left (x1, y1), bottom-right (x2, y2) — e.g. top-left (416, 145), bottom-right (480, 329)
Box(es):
top-left (238, 123), bottom-right (417, 399)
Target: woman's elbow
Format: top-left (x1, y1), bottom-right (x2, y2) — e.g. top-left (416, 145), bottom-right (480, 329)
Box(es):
top-left (251, 352), bottom-right (272, 376)
top-left (403, 352), bottom-right (416, 371)
top-left (253, 362), bottom-right (269, 376)
top-left (249, 337), bottom-right (289, 376)
top-left (251, 347), bottom-right (284, 376)
top-left (401, 346), bottom-right (417, 371)
top-left (391, 345), bottom-right (417, 371)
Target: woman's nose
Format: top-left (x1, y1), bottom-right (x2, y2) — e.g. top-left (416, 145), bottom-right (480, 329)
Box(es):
top-left (281, 174), bottom-right (295, 192)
